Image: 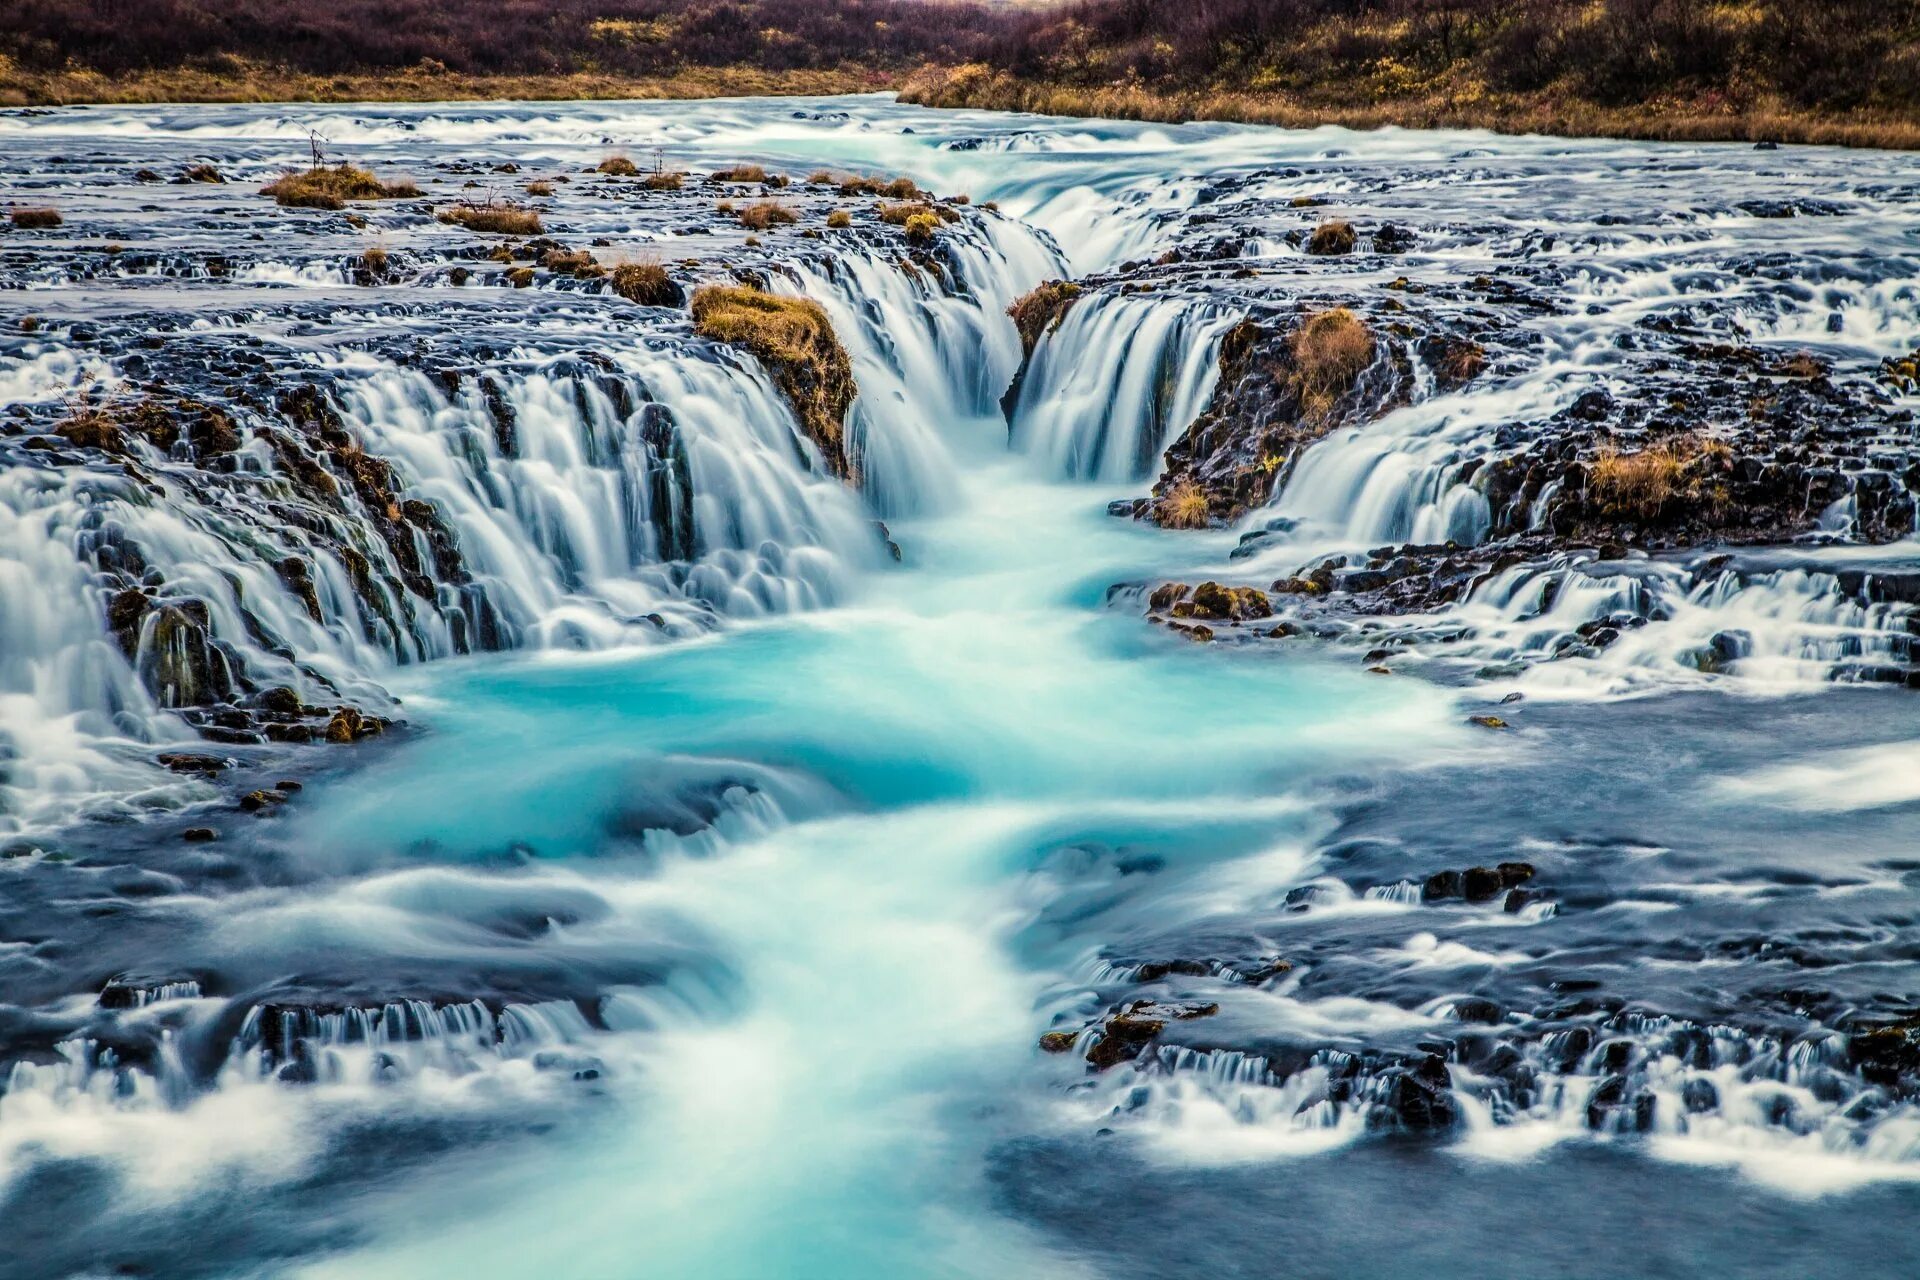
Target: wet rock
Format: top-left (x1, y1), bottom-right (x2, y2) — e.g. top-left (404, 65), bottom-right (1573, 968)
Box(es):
top-left (1368, 1053), bottom-right (1457, 1131)
top-left (1424, 862), bottom-right (1535, 902)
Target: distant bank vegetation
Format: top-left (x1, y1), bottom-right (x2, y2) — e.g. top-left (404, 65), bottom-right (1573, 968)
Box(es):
top-left (4, 0), bottom-right (1918, 147)
top-left (904, 0), bottom-right (1920, 148)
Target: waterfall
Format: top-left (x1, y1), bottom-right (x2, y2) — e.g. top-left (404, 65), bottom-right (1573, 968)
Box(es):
top-left (1010, 292), bottom-right (1243, 483)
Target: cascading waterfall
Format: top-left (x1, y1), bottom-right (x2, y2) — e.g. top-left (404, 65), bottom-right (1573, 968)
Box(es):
top-left (6, 95), bottom-right (1920, 1280)
top-left (1010, 292), bottom-right (1242, 483)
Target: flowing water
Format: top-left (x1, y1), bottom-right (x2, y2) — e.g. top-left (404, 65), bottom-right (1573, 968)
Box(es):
top-left (3, 96), bottom-right (1920, 1279)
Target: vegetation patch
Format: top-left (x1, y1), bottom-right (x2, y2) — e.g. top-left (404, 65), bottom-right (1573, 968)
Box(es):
top-left (597, 155), bottom-right (639, 176)
top-left (1154, 477), bottom-right (1214, 529)
top-left (261, 163), bottom-right (420, 210)
top-left (1007, 280), bottom-right (1084, 356)
top-left (9, 207), bottom-right (63, 229)
top-left (1587, 434), bottom-right (1732, 521)
top-left (690, 284), bottom-right (858, 481)
top-left (610, 260), bottom-right (681, 307)
top-left (737, 200), bottom-right (798, 230)
top-left (711, 164), bottom-right (776, 185)
top-left (1290, 307), bottom-right (1376, 416)
top-left (1306, 220), bottom-right (1356, 256)
top-left (438, 202), bottom-right (544, 235)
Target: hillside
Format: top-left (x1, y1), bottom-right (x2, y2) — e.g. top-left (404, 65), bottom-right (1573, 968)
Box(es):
top-left (903, 0), bottom-right (1920, 149)
top-left (5, 0), bottom-right (1920, 148)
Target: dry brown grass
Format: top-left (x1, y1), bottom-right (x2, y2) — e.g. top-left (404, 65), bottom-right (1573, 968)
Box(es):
top-left (737, 200), bottom-right (798, 230)
top-left (179, 163), bottom-right (223, 183)
top-left (10, 207), bottom-right (63, 229)
top-left (438, 202), bottom-right (543, 236)
top-left (2, 63), bottom-right (885, 109)
top-left (610, 260), bottom-right (679, 307)
top-left (642, 171), bottom-right (684, 191)
top-left (1155, 478), bottom-right (1213, 529)
top-left (839, 174), bottom-right (921, 199)
top-left (544, 248), bottom-right (601, 277)
top-left (1434, 338), bottom-right (1487, 386)
top-left (261, 163), bottom-right (420, 210)
top-left (826, 208), bottom-right (852, 229)
top-left (690, 284), bottom-right (857, 480)
top-left (900, 66), bottom-right (1920, 154)
top-left (597, 155), bottom-right (639, 176)
top-left (360, 246), bottom-right (389, 277)
top-left (1007, 280), bottom-right (1084, 355)
top-left (1587, 434), bottom-right (1731, 519)
top-left (711, 164), bottom-right (771, 184)
top-left (1291, 308), bottom-right (1375, 414)
top-left (1306, 220), bottom-right (1356, 256)
top-left (525, 180), bottom-right (554, 197)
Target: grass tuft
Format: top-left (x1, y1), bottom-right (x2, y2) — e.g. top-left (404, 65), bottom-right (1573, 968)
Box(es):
top-left (1155, 478), bottom-right (1213, 529)
top-left (1291, 307), bottom-right (1375, 415)
top-left (737, 200), bottom-right (798, 230)
top-left (437, 202), bottom-right (543, 235)
top-left (262, 164), bottom-right (419, 210)
top-left (10, 207), bottom-right (63, 229)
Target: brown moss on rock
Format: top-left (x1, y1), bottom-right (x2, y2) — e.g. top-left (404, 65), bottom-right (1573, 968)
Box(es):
top-left (691, 284), bottom-right (858, 481)
top-left (10, 207), bottom-right (63, 229)
top-left (1007, 280), bottom-right (1084, 357)
top-left (1307, 219), bottom-right (1357, 256)
top-left (610, 260), bottom-right (682, 307)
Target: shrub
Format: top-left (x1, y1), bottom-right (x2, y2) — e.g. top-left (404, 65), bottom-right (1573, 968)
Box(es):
top-left (1007, 280), bottom-right (1083, 356)
top-left (610, 260), bottom-right (680, 307)
top-left (690, 285), bottom-right (857, 480)
top-left (597, 155), bottom-right (639, 176)
top-left (262, 163), bottom-right (420, 209)
top-left (10, 207), bottom-right (63, 229)
top-left (711, 164), bottom-right (770, 184)
top-left (525, 180), bottom-right (555, 196)
top-left (642, 171), bottom-right (684, 191)
top-left (1155, 477), bottom-right (1213, 529)
top-left (826, 208), bottom-right (852, 229)
top-left (738, 200), bottom-right (798, 230)
top-left (807, 170), bottom-right (838, 185)
top-left (438, 202), bottom-right (543, 235)
top-left (1306, 220), bottom-right (1357, 256)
